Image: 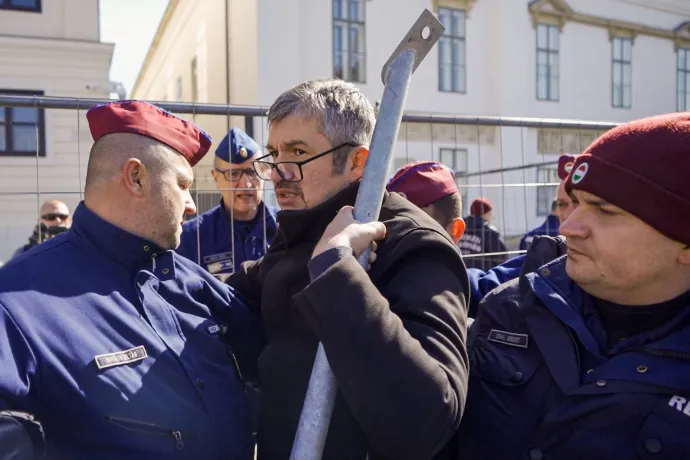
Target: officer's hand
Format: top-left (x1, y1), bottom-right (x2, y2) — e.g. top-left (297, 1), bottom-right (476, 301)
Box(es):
top-left (312, 206), bottom-right (387, 261)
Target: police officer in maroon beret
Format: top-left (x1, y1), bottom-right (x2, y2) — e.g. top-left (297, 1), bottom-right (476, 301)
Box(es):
top-left (0, 101), bottom-right (262, 459)
top-left (456, 112), bottom-right (690, 460)
top-left (386, 161), bottom-right (466, 243)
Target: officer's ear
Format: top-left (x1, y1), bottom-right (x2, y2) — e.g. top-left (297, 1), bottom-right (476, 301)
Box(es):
top-left (447, 218), bottom-right (466, 244)
top-left (122, 158), bottom-right (146, 198)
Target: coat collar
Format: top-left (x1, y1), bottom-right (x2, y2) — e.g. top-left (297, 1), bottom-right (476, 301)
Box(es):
top-left (275, 182), bottom-right (361, 246)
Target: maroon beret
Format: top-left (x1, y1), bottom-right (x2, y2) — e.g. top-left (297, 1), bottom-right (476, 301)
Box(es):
top-left (565, 112), bottom-right (690, 245)
top-left (470, 197), bottom-right (492, 217)
top-left (386, 161), bottom-right (458, 208)
top-left (557, 153), bottom-right (579, 180)
top-left (86, 100), bottom-right (212, 167)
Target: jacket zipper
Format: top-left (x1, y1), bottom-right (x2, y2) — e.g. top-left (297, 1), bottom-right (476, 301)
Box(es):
top-left (629, 347), bottom-right (690, 362)
top-left (105, 416), bottom-right (191, 450)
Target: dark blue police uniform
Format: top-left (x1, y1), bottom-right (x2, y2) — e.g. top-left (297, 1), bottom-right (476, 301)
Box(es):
top-left (0, 203), bottom-right (263, 460)
top-left (519, 214), bottom-right (560, 251)
top-left (457, 236), bottom-right (690, 460)
top-left (177, 128), bottom-right (277, 279)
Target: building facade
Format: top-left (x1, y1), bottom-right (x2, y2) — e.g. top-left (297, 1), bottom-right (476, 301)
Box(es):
top-left (0, 0), bottom-right (114, 262)
top-left (131, 0), bottom-right (690, 242)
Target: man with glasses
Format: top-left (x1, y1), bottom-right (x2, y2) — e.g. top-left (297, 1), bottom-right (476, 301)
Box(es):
top-left (11, 199), bottom-right (71, 259)
top-left (177, 127), bottom-right (277, 282)
top-left (229, 79), bottom-right (469, 459)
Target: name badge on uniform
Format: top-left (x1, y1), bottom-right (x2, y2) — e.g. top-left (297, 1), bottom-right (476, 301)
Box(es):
top-left (488, 329), bottom-right (529, 348)
top-left (94, 345), bottom-right (148, 370)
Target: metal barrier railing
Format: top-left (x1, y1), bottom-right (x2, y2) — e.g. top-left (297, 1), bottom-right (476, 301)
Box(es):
top-left (0, 94), bottom-right (620, 264)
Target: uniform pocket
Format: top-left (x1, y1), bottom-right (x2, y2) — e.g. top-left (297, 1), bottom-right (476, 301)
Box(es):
top-left (634, 405), bottom-right (690, 460)
top-left (105, 415), bottom-right (195, 451)
top-left (470, 336), bottom-right (543, 386)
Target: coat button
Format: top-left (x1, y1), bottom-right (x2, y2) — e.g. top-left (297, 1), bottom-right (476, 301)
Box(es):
top-left (596, 380), bottom-right (607, 387)
top-left (586, 369), bottom-right (594, 374)
top-left (162, 268), bottom-right (170, 275)
top-left (540, 268), bottom-right (551, 276)
top-left (644, 438), bottom-right (662, 454)
top-left (196, 379), bottom-right (205, 388)
top-left (637, 365), bottom-right (648, 373)
top-left (512, 371), bottom-right (523, 383)
top-left (143, 245), bottom-right (150, 252)
top-left (529, 448), bottom-right (543, 460)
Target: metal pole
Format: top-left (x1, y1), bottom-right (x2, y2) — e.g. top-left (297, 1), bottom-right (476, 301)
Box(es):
top-left (288, 9), bottom-right (444, 460)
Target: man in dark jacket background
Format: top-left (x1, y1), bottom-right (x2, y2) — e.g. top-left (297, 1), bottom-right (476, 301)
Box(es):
top-left (457, 112), bottom-right (690, 460)
top-left (229, 79), bottom-right (469, 460)
top-left (458, 197), bottom-right (508, 270)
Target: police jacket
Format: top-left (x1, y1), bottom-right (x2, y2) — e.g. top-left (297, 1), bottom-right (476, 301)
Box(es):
top-left (518, 214), bottom-right (560, 251)
top-left (458, 215), bottom-right (508, 271)
top-left (0, 203), bottom-right (263, 460)
top-left (456, 236), bottom-right (690, 460)
top-left (177, 200), bottom-right (277, 280)
top-left (227, 182), bottom-right (469, 460)
top-left (466, 236), bottom-right (568, 317)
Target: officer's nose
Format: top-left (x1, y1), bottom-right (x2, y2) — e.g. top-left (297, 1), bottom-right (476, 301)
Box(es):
top-left (558, 207), bottom-right (589, 239)
top-left (184, 194), bottom-right (197, 217)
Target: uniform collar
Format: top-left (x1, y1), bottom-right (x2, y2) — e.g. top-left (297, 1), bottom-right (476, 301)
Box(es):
top-left (220, 199), bottom-right (277, 227)
top-left (275, 181), bottom-right (361, 246)
top-left (70, 202), bottom-right (165, 271)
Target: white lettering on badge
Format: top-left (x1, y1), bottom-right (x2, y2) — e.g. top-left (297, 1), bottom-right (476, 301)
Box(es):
top-left (94, 345), bottom-right (148, 370)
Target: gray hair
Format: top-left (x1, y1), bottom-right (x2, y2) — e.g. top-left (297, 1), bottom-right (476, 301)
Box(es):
top-left (267, 79), bottom-right (376, 173)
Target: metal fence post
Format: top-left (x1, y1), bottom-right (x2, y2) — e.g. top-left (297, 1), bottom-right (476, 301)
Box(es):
top-left (288, 9), bottom-right (445, 460)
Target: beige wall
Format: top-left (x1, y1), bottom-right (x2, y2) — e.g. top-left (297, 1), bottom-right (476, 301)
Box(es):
top-left (0, 0), bottom-right (100, 41)
top-left (131, 0), bottom-right (262, 194)
top-left (0, 1), bottom-right (113, 262)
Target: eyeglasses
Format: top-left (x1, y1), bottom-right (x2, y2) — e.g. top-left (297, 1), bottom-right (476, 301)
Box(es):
top-left (41, 213), bottom-right (69, 221)
top-left (214, 167), bottom-right (267, 183)
top-left (252, 143), bottom-right (358, 182)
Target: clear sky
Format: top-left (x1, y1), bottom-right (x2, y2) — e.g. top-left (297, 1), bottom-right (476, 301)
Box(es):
top-left (99, 0), bottom-right (169, 97)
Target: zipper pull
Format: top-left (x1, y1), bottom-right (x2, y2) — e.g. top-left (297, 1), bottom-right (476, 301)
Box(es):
top-left (172, 430), bottom-right (184, 450)
top-left (151, 254), bottom-right (157, 272)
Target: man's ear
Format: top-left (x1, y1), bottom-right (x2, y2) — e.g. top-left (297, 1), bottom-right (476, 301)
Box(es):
top-left (679, 246), bottom-right (690, 266)
top-left (447, 217), bottom-right (466, 244)
top-left (122, 158), bottom-right (146, 197)
top-left (349, 146), bottom-right (369, 181)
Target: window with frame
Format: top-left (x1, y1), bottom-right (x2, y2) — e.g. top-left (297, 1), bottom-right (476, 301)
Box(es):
top-left (438, 7), bottom-right (466, 93)
top-left (0, 89), bottom-right (46, 157)
top-left (677, 48), bottom-right (690, 111)
top-left (536, 24), bottom-right (559, 102)
top-left (0, 0), bottom-right (41, 12)
top-left (440, 148), bottom-right (468, 216)
top-left (536, 165), bottom-right (559, 217)
top-left (332, 0), bottom-right (366, 83)
top-left (612, 37), bottom-right (632, 108)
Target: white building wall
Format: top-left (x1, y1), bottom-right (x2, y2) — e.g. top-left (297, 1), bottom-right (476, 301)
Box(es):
top-left (0, 2), bottom-right (113, 262)
top-left (145, 0), bottom-right (690, 244)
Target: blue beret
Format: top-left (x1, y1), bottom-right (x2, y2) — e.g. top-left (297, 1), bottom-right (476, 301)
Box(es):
top-left (215, 127), bottom-right (262, 164)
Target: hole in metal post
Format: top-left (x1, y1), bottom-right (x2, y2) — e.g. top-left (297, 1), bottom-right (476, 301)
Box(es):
top-left (421, 26), bottom-right (431, 40)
